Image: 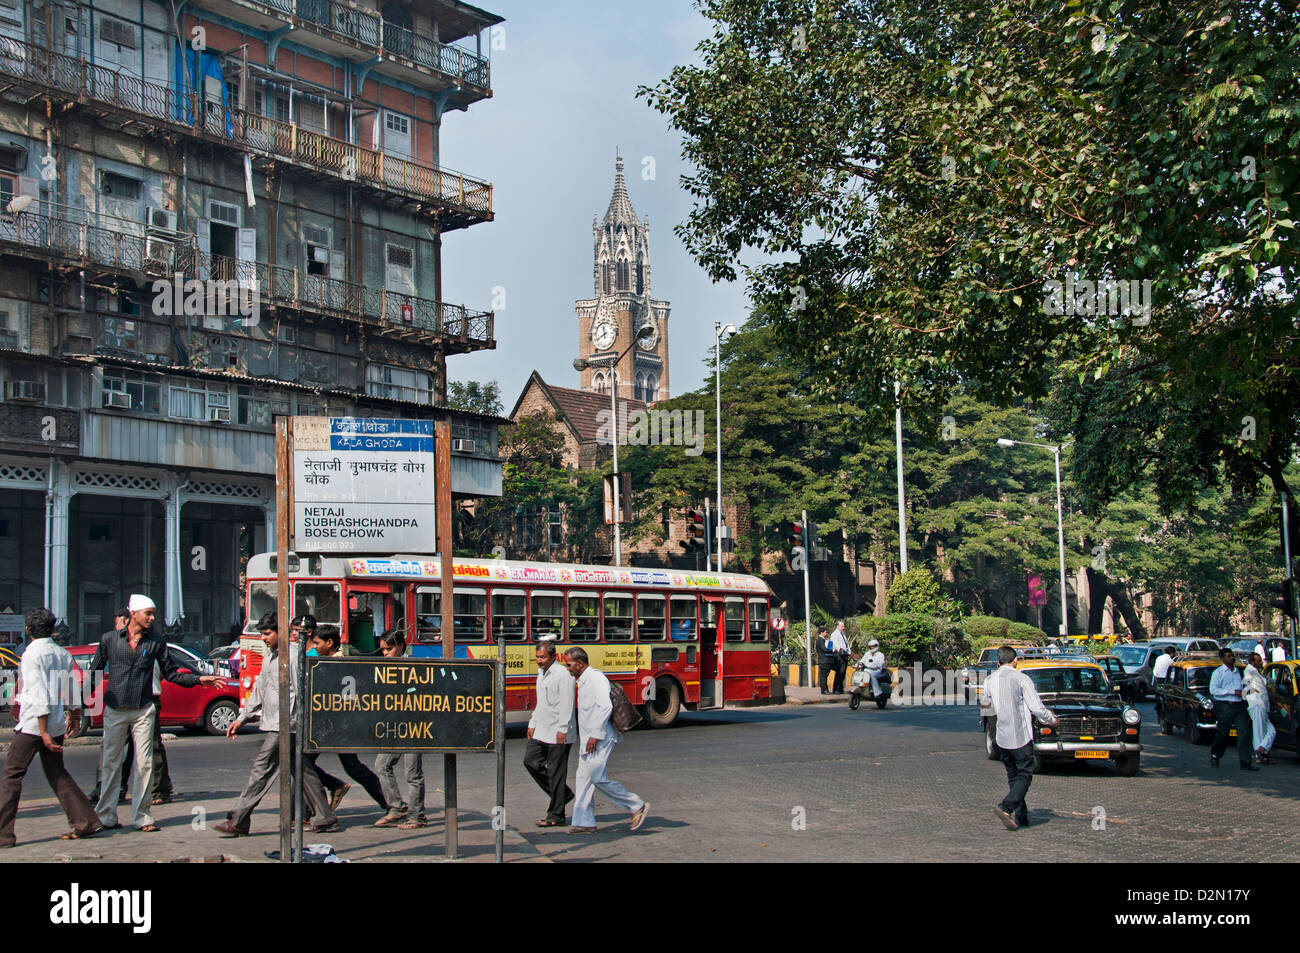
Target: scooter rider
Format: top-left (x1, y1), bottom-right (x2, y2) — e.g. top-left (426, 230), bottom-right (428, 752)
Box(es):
top-left (863, 639), bottom-right (886, 696)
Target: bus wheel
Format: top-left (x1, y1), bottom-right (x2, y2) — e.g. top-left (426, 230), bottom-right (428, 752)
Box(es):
top-left (643, 679), bottom-right (680, 728)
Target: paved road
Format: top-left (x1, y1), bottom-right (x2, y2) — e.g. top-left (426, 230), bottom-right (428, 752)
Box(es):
top-left (2, 698), bottom-right (1294, 862)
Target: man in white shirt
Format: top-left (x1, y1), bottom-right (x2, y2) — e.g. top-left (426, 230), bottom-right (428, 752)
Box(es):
top-left (983, 645), bottom-right (1057, 830)
top-left (524, 638), bottom-right (577, 827)
top-left (564, 647), bottom-right (649, 835)
top-left (862, 639), bottom-right (886, 696)
top-left (1271, 642), bottom-right (1287, 663)
top-left (1151, 646), bottom-right (1176, 683)
top-left (827, 622), bottom-right (850, 694)
top-left (0, 607), bottom-right (102, 846)
top-left (1208, 649), bottom-right (1256, 770)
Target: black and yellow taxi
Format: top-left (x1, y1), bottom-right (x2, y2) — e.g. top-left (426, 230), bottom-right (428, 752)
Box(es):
top-left (1154, 657), bottom-right (1243, 745)
top-left (1263, 660), bottom-right (1300, 754)
top-left (981, 658), bottom-right (1142, 775)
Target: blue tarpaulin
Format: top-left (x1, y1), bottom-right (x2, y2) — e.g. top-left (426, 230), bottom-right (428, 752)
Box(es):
top-left (171, 41), bottom-right (232, 136)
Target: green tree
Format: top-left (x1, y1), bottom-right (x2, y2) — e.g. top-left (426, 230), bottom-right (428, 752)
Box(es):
top-left (446, 380), bottom-right (504, 418)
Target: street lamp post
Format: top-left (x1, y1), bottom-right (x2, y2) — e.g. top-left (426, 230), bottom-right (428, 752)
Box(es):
top-left (996, 437), bottom-right (1072, 637)
top-left (574, 324), bottom-right (654, 567)
top-left (715, 321), bottom-right (736, 571)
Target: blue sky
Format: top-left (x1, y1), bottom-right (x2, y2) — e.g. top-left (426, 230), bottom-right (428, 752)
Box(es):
top-left (437, 0), bottom-right (754, 411)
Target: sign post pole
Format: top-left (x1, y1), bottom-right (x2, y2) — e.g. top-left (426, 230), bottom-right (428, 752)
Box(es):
top-left (495, 636), bottom-right (505, 864)
top-left (274, 416), bottom-right (293, 863)
top-left (436, 415), bottom-right (457, 860)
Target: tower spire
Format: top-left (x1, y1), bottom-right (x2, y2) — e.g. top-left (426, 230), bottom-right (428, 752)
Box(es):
top-left (604, 153), bottom-right (636, 225)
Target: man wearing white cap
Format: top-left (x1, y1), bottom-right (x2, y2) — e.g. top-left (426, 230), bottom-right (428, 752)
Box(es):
top-left (88, 594), bottom-right (223, 831)
top-left (863, 639), bottom-right (887, 697)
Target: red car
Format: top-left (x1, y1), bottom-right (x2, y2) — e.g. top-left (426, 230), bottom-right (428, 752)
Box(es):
top-left (58, 643), bottom-right (241, 737)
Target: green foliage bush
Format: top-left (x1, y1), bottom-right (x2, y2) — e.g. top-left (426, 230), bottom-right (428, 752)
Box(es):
top-left (1007, 621), bottom-right (1048, 644)
top-left (885, 567), bottom-right (959, 619)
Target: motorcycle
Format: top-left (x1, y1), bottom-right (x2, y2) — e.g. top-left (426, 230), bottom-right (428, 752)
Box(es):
top-left (848, 660), bottom-right (893, 710)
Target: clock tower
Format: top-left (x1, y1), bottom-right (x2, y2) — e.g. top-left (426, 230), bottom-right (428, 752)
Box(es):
top-left (576, 155), bottom-right (671, 403)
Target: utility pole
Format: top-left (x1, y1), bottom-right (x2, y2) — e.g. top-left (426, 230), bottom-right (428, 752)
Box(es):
top-left (802, 508), bottom-right (812, 689)
top-left (894, 381), bottom-right (908, 573)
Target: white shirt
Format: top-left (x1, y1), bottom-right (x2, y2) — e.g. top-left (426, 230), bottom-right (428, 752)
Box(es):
top-left (1208, 664), bottom-right (1243, 703)
top-left (1272, 645), bottom-right (1286, 663)
top-left (16, 638), bottom-right (76, 737)
top-left (827, 628), bottom-right (849, 654)
top-left (1151, 653), bottom-right (1174, 680)
top-left (242, 647), bottom-right (299, 732)
top-left (574, 665), bottom-right (615, 746)
top-left (1242, 664), bottom-right (1268, 709)
top-left (863, 650), bottom-right (885, 672)
top-left (1254, 643), bottom-right (1266, 660)
top-left (984, 664), bottom-right (1056, 750)
top-left (528, 659), bottom-right (577, 744)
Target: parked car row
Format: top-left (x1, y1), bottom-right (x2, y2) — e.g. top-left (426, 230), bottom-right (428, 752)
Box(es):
top-left (1155, 658), bottom-right (1300, 756)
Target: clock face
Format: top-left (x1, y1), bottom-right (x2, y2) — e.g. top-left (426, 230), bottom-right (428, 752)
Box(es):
top-left (592, 319), bottom-right (617, 350)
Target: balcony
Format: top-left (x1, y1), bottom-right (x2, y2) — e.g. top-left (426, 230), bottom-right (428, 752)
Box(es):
top-left (190, 0), bottom-right (493, 100)
top-left (0, 203), bottom-right (493, 353)
top-left (0, 36), bottom-right (492, 228)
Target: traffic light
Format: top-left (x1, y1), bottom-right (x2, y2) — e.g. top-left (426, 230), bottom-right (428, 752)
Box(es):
top-left (680, 508), bottom-right (706, 550)
top-left (787, 521), bottom-right (804, 553)
top-left (806, 521), bottom-right (818, 550)
top-left (1269, 578), bottom-right (1297, 620)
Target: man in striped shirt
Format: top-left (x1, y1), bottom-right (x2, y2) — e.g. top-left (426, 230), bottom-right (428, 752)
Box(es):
top-left (983, 646), bottom-right (1057, 831)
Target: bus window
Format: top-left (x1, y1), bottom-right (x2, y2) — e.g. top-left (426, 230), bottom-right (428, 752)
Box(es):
top-left (246, 582), bottom-right (277, 633)
top-left (491, 589), bottom-right (527, 642)
top-left (748, 598), bottom-right (769, 641)
top-left (531, 591), bottom-right (564, 639)
top-left (454, 588), bottom-right (487, 642)
top-left (295, 582), bottom-right (341, 628)
top-left (700, 599), bottom-right (719, 641)
top-left (348, 590), bottom-right (386, 653)
top-left (724, 599), bottom-right (746, 641)
top-left (415, 587), bottom-right (442, 645)
top-left (604, 595), bottom-right (633, 641)
top-left (637, 595), bottom-right (666, 641)
top-left (568, 592), bottom-right (600, 642)
top-left (670, 597), bottom-right (696, 641)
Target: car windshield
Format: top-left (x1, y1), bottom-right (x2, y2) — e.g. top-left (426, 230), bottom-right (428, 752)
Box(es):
top-left (1025, 667), bottom-right (1108, 695)
top-left (1187, 668), bottom-right (1214, 689)
top-left (1111, 646), bottom-right (1148, 666)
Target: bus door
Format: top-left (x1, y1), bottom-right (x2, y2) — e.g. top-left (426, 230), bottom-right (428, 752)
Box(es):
top-left (698, 596), bottom-right (724, 709)
top-left (346, 583), bottom-right (404, 654)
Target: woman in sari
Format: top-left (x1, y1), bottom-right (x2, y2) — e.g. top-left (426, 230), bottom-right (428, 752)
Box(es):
top-left (1243, 653), bottom-right (1275, 764)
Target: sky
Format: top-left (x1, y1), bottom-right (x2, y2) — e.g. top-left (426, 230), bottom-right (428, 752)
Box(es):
top-left (436, 0), bottom-right (754, 412)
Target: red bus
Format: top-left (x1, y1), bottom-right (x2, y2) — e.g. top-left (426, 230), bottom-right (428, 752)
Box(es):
top-left (241, 553), bottom-right (779, 726)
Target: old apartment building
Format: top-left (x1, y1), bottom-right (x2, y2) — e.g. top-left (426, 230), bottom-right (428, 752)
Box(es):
top-left (0, 0), bottom-right (503, 644)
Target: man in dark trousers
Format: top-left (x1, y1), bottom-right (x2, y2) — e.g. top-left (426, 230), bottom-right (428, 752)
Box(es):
top-left (0, 608), bottom-right (102, 846)
top-left (523, 637), bottom-right (576, 827)
top-left (816, 628), bottom-right (833, 695)
top-left (983, 645), bottom-right (1057, 830)
top-left (1209, 648), bottom-right (1257, 771)
top-left (89, 594), bottom-right (222, 832)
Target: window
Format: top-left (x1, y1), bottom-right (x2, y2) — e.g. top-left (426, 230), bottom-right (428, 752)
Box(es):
top-left (592, 371), bottom-right (607, 395)
top-left (384, 242), bottom-right (415, 295)
top-left (616, 259), bottom-right (629, 291)
top-left (700, 599), bottom-right (719, 640)
top-left (724, 598), bottom-right (746, 642)
top-left (604, 595), bottom-right (633, 641)
top-left (99, 316), bottom-right (137, 351)
top-left (245, 582), bottom-right (277, 633)
top-left (169, 379), bottom-right (228, 419)
top-left (567, 592), bottom-right (600, 642)
top-left (419, 588), bottom-right (488, 642)
top-left (415, 586), bottom-right (441, 644)
top-left (98, 16), bottom-right (138, 49)
top-left (748, 599), bottom-right (769, 641)
top-left (491, 590), bottom-right (527, 642)
top-left (236, 386), bottom-right (288, 428)
top-left (294, 583), bottom-right (341, 627)
top-left (209, 200), bottom-right (239, 226)
top-left (99, 171), bottom-right (141, 200)
top-left (637, 595), bottom-right (666, 641)
top-left (670, 596), bottom-right (696, 642)
top-left (102, 368), bottom-right (160, 413)
top-left (366, 364), bottom-right (431, 404)
top-left (531, 591), bottom-right (564, 638)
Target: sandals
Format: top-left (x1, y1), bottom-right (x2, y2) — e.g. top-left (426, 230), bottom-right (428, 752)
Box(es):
top-left (60, 827), bottom-right (104, 840)
top-left (139, 824), bottom-right (161, 833)
top-left (536, 818), bottom-right (564, 828)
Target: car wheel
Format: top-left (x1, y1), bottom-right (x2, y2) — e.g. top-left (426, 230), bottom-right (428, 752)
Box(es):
top-left (1186, 710), bottom-right (1205, 745)
top-left (641, 678), bottom-right (680, 729)
top-left (1116, 753), bottom-right (1140, 776)
top-left (204, 700), bottom-right (239, 736)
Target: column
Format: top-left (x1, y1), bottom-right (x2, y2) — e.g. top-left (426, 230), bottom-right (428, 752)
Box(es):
top-left (163, 478), bottom-right (184, 627)
top-left (263, 498), bottom-right (275, 552)
top-left (45, 461), bottom-right (71, 623)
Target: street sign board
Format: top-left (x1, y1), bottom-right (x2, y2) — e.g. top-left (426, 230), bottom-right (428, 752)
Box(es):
top-left (292, 416), bottom-right (436, 552)
top-left (305, 657), bottom-right (496, 752)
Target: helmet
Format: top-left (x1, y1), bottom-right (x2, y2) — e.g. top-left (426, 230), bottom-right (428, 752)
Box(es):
top-left (868, 639), bottom-right (880, 647)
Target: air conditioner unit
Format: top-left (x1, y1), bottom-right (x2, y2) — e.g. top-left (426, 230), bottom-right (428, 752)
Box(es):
top-left (5, 380), bottom-right (43, 401)
top-left (451, 438), bottom-right (476, 453)
top-left (144, 207), bottom-right (177, 232)
top-left (143, 236), bottom-right (174, 272)
top-left (102, 390), bottom-right (133, 409)
top-left (208, 406), bottom-right (231, 423)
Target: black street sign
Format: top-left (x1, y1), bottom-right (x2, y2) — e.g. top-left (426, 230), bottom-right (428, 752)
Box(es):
top-left (305, 657), bottom-right (496, 752)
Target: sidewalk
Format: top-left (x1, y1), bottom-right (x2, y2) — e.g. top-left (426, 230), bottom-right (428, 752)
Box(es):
top-left (782, 685), bottom-right (966, 706)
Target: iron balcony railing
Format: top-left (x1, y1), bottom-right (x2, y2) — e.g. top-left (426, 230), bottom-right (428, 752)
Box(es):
top-left (250, 0), bottom-right (490, 88)
top-left (0, 36), bottom-right (492, 220)
top-left (0, 203), bottom-right (493, 347)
